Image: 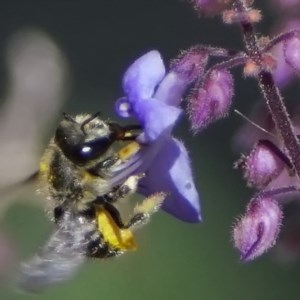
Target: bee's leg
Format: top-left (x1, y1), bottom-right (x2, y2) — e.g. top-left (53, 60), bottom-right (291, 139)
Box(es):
top-left (88, 142), bottom-right (141, 177)
top-left (53, 206), bottom-right (64, 223)
top-left (102, 200), bottom-right (152, 230)
top-left (88, 155), bottom-right (119, 176)
top-left (108, 123), bottom-right (142, 141)
top-left (102, 202), bottom-right (126, 228)
top-left (87, 231), bottom-right (121, 258)
top-left (93, 174), bottom-right (144, 205)
top-left (104, 192), bottom-right (166, 230)
top-left (125, 192), bottom-right (166, 229)
top-left (108, 174), bottom-right (144, 201)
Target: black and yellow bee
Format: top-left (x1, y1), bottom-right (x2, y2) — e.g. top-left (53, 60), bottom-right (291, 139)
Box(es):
top-left (19, 112), bottom-right (165, 291)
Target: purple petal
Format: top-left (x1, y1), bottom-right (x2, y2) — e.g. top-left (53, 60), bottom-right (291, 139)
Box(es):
top-left (134, 98), bottom-right (182, 143)
top-left (122, 50), bottom-right (166, 104)
top-left (138, 138), bottom-right (201, 223)
top-left (233, 197), bottom-right (282, 261)
top-left (154, 71), bottom-right (189, 106)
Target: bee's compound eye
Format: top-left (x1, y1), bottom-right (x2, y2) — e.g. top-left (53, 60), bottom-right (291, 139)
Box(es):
top-left (81, 146), bottom-right (92, 154)
top-left (78, 145), bottom-right (96, 160)
top-left (74, 137), bottom-right (113, 164)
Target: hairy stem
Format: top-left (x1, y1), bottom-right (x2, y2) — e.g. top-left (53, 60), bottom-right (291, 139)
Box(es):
top-left (260, 186), bottom-right (300, 199)
top-left (263, 29), bottom-right (300, 52)
top-left (234, 0), bottom-right (300, 179)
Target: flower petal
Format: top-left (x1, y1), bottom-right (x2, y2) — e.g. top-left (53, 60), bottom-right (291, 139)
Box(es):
top-left (154, 71), bottom-right (188, 106)
top-left (138, 138), bottom-right (201, 222)
top-left (134, 98), bottom-right (182, 143)
top-left (122, 50), bottom-right (166, 103)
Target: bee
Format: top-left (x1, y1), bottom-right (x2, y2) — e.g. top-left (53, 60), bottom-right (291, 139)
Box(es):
top-left (19, 112), bottom-right (165, 292)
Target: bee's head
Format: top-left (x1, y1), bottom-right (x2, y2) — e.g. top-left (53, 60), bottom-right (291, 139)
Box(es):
top-left (54, 113), bottom-right (116, 165)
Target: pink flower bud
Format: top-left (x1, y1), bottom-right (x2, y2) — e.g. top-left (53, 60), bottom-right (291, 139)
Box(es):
top-left (190, 0), bottom-right (232, 16)
top-left (271, 20), bottom-right (300, 87)
top-left (171, 47), bottom-right (208, 84)
top-left (269, 0), bottom-right (300, 12)
top-left (233, 197), bottom-right (283, 261)
top-left (188, 69), bottom-right (234, 132)
top-left (284, 36), bottom-right (300, 74)
top-left (240, 141), bottom-right (285, 188)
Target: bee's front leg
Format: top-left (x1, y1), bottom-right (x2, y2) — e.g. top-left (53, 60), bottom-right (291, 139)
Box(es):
top-left (93, 174), bottom-right (144, 204)
top-left (88, 141), bottom-right (141, 177)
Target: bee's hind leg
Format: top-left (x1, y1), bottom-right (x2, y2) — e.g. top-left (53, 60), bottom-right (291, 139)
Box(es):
top-left (104, 192), bottom-right (166, 230)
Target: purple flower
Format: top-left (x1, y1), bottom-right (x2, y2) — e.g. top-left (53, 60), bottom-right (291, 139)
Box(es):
top-left (284, 35), bottom-right (300, 73)
top-left (233, 197), bottom-right (282, 261)
top-left (115, 50), bottom-right (201, 222)
top-left (271, 19), bottom-right (300, 88)
top-left (190, 0), bottom-right (231, 17)
top-left (237, 141), bottom-right (285, 189)
top-left (188, 69), bottom-right (234, 132)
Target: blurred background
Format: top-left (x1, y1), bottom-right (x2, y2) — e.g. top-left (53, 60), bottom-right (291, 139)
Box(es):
top-left (0, 1), bottom-right (300, 299)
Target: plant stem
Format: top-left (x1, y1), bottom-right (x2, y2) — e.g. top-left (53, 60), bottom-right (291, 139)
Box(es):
top-left (234, 0), bottom-right (300, 179)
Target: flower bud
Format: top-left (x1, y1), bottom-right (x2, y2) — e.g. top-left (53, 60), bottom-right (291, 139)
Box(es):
top-left (270, 0), bottom-right (300, 12)
top-left (238, 141), bottom-right (285, 188)
top-left (154, 47), bottom-right (209, 107)
top-left (190, 0), bottom-right (232, 17)
top-left (170, 47), bottom-right (208, 84)
top-left (223, 9), bottom-right (261, 25)
top-left (188, 69), bottom-right (234, 132)
top-left (284, 36), bottom-right (300, 74)
top-left (233, 197), bottom-right (283, 261)
top-left (271, 20), bottom-right (300, 87)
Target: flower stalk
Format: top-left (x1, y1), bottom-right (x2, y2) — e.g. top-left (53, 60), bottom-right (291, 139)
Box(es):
top-left (234, 0), bottom-right (300, 180)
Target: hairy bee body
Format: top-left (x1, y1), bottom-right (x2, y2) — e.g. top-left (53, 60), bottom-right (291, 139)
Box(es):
top-left (39, 139), bottom-right (107, 214)
top-left (20, 113), bottom-right (165, 291)
top-left (37, 114), bottom-right (138, 257)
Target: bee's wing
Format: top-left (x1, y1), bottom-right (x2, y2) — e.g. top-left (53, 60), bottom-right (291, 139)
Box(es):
top-left (18, 211), bottom-right (94, 292)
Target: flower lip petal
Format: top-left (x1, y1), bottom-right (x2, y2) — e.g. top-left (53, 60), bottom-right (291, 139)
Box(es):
top-left (122, 50), bottom-right (166, 104)
top-left (138, 138), bottom-right (201, 223)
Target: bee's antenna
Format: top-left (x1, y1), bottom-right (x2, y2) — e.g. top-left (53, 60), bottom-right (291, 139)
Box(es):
top-left (234, 109), bottom-right (276, 138)
top-left (62, 112), bottom-right (76, 123)
top-left (80, 112), bottom-right (101, 134)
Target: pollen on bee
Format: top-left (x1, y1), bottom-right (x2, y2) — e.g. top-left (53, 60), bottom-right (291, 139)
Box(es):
top-left (96, 207), bottom-right (137, 251)
top-left (134, 192), bottom-right (166, 215)
top-left (39, 161), bottom-right (49, 174)
top-left (118, 141), bottom-right (140, 161)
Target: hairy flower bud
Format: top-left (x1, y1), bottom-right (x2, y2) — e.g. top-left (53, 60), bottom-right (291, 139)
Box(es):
top-left (271, 20), bottom-right (300, 87)
top-left (237, 141), bottom-right (285, 188)
top-left (223, 9), bottom-right (261, 25)
top-left (153, 47), bottom-right (209, 108)
top-left (190, 0), bottom-right (233, 16)
top-left (170, 47), bottom-right (208, 84)
top-left (270, 0), bottom-right (300, 12)
top-left (284, 36), bottom-right (300, 74)
top-left (188, 69), bottom-right (234, 132)
top-left (233, 197), bottom-right (283, 261)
